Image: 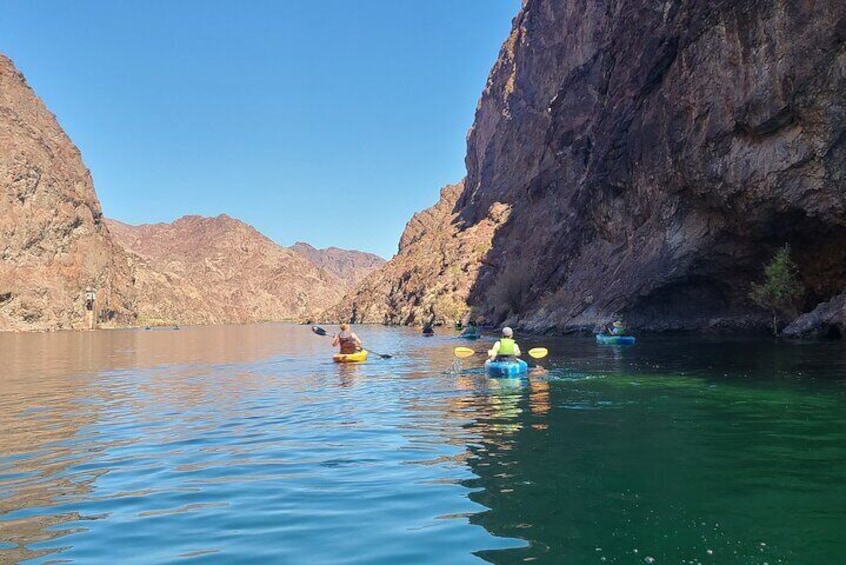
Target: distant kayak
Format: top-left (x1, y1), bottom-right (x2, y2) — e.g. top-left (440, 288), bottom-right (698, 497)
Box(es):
top-left (595, 334), bottom-right (636, 345)
top-left (485, 358), bottom-right (528, 378)
top-left (333, 350), bottom-right (369, 363)
top-left (459, 333), bottom-right (480, 340)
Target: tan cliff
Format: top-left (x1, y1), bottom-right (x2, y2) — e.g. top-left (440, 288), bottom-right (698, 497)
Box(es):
top-left (0, 54), bottom-right (136, 331)
top-left (289, 242), bottom-right (385, 291)
top-left (106, 216), bottom-right (351, 326)
top-left (322, 181), bottom-right (509, 325)
top-left (338, 0), bottom-right (846, 335)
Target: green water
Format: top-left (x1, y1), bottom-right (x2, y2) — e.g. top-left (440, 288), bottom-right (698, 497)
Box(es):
top-left (0, 327), bottom-right (844, 563)
top-left (467, 336), bottom-right (846, 564)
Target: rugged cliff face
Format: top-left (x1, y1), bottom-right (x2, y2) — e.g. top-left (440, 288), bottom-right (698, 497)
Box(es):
top-left (107, 216), bottom-right (347, 326)
top-left (462, 0), bottom-right (846, 333)
top-left (323, 181), bottom-right (510, 325)
top-left (343, 0), bottom-right (846, 333)
top-left (0, 54), bottom-right (136, 331)
top-left (289, 242), bottom-right (385, 291)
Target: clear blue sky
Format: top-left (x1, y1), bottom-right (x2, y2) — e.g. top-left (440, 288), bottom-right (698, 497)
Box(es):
top-left (0, 1), bottom-right (521, 258)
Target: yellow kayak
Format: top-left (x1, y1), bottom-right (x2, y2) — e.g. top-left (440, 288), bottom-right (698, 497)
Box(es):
top-left (333, 349), bottom-right (368, 363)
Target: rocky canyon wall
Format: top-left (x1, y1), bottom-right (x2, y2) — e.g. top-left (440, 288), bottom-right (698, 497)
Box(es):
top-left (341, 0), bottom-right (846, 334)
top-left (106, 216), bottom-right (356, 326)
top-left (323, 181), bottom-right (510, 325)
top-left (0, 54), bottom-right (136, 331)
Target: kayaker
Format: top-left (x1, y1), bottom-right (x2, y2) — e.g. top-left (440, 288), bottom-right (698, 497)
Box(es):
top-left (488, 327), bottom-right (521, 361)
top-left (422, 323), bottom-right (434, 336)
top-left (606, 320), bottom-right (629, 336)
top-left (332, 323), bottom-right (362, 354)
top-left (460, 320), bottom-right (479, 337)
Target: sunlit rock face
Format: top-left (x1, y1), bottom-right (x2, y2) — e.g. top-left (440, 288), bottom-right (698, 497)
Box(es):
top-left (343, 0), bottom-right (846, 333)
top-left (0, 54), bottom-right (136, 331)
top-left (289, 242), bottom-right (385, 292)
top-left (322, 181), bottom-right (510, 326)
top-left (107, 216), bottom-right (352, 326)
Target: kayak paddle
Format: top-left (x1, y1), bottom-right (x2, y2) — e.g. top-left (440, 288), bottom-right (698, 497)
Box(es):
top-left (528, 347), bottom-right (548, 359)
top-left (453, 346), bottom-right (548, 359)
top-left (311, 326), bottom-right (393, 359)
top-left (453, 346), bottom-right (480, 359)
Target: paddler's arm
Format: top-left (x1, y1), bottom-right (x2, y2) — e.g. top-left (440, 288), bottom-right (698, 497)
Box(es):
top-left (488, 340), bottom-right (501, 360)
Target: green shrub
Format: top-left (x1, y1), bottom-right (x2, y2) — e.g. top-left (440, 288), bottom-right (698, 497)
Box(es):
top-left (750, 244), bottom-right (804, 335)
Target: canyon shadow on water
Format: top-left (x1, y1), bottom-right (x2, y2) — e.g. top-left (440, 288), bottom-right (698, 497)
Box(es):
top-left (1, 324), bottom-right (845, 564)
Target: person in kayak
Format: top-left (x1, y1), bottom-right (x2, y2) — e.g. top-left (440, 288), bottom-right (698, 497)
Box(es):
top-left (460, 320), bottom-right (479, 338)
top-left (422, 322), bottom-right (435, 336)
top-left (606, 320), bottom-right (630, 336)
top-left (488, 327), bottom-right (521, 361)
top-left (333, 323), bottom-right (362, 354)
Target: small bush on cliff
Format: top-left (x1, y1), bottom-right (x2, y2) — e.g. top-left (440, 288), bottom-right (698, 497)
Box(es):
top-left (750, 244), bottom-right (804, 335)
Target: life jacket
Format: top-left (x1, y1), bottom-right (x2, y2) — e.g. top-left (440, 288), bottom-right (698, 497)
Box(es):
top-left (338, 331), bottom-right (358, 354)
top-left (497, 338), bottom-right (517, 356)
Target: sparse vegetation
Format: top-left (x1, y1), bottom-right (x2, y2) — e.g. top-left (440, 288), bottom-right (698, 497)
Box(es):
top-left (750, 244), bottom-right (804, 335)
top-left (434, 293), bottom-right (469, 326)
top-left (489, 258), bottom-right (534, 316)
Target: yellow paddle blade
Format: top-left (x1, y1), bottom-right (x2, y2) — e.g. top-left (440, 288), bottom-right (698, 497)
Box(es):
top-left (528, 347), bottom-right (548, 359)
top-left (454, 347), bottom-right (477, 359)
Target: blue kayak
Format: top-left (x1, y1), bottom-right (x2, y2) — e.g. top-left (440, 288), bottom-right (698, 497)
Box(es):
top-left (459, 333), bottom-right (480, 340)
top-left (485, 358), bottom-right (528, 377)
top-left (595, 334), bottom-right (636, 345)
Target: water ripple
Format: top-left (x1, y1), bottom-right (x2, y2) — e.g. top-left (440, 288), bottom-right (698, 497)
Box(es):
top-left (1, 326), bottom-right (845, 563)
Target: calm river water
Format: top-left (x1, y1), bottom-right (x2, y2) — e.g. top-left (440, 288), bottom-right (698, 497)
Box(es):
top-left (1, 324), bottom-right (845, 564)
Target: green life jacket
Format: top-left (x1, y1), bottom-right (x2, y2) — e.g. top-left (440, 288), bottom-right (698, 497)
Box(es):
top-left (498, 338), bottom-right (516, 356)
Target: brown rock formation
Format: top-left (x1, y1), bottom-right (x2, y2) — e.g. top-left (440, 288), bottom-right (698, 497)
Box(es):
top-left (323, 181), bottom-right (508, 325)
top-left (342, 0), bottom-right (846, 334)
top-left (289, 242), bottom-right (385, 291)
top-left (783, 293), bottom-right (846, 339)
top-left (467, 0), bottom-right (846, 333)
top-left (107, 216), bottom-right (345, 325)
top-left (0, 54), bottom-right (136, 331)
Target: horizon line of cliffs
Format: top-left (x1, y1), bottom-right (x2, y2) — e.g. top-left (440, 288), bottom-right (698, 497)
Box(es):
top-left (4, 0), bottom-right (846, 339)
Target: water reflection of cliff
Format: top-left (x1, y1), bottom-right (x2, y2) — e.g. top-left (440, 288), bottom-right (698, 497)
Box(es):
top-left (0, 324), bottom-right (318, 562)
top-left (0, 337), bottom-right (106, 562)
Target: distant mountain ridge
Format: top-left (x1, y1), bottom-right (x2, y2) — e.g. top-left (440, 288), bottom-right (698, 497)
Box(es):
top-left (106, 216), bottom-right (383, 326)
top-left (289, 242), bottom-right (385, 291)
